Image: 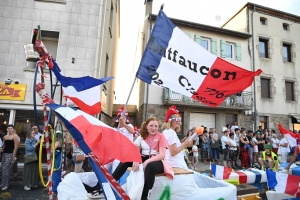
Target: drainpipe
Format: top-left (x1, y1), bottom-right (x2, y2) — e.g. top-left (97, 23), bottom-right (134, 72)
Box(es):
top-left (251, 5), bottom-right (257, 130)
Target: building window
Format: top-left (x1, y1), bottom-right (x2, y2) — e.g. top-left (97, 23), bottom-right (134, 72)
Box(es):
top-left (259, 38), bottom-right (268, 58)
top-left (226, 43), bottom-right (234, 59)
top-left (283, 23), bottom-right (289, 31)
top-left (200, 38), bottom-right (210, 51)
top-left (104, 54), bottom-right (109, 77)
top-left (27, 30), bottom-right (59, 68)
top-left (259, 116), bottom-right (268, 130)
top-left (260, 17), bottom-right (267, 25)
top-left (261, 78), bottom-right (271, 99)
top-left (283, 43), bottom-right (292, 62)
top-left (285, 81), bottom-right (294, 101)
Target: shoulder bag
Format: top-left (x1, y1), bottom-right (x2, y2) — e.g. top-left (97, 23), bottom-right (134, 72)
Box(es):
top-left (24, 153), bottom-right (38, 163)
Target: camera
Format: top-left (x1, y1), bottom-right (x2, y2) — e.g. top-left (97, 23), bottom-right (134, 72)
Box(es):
top-left (5, 79), bottom-right (12, 85)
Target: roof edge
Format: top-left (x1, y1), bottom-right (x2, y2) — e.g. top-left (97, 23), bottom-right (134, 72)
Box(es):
top-left (149, 14), bottom-right (252, 39)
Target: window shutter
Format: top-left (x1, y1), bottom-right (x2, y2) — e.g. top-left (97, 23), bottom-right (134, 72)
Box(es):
top-left (220, 39), bottom-right (226, 58)
top-left (236, 43), bottom-right (242, 61)
top-left (184, 32), bottom-right (191, 38)
top-left (211, 38), bottom-right (218, 55)
top-left (194, 34), bottom-right (201, 45)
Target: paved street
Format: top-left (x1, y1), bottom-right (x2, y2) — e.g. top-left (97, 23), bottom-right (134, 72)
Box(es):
top-left (0, 182), bottom-right (49, 200)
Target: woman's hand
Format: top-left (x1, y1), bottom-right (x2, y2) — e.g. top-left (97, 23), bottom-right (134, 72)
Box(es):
top-left (143, 160), bottom-right (150, 170)
top-left (132, 162), bottom-right (140, 172)
top-left (0, 147), bottom-right (3, 152)
top-left (12, 156), bottom-right (17, 163)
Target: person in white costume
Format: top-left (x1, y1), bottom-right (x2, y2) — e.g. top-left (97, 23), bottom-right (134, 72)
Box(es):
top-left (162, 106), bottom-right (192, 169)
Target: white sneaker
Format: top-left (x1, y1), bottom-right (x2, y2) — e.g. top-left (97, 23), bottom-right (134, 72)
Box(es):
top-left (24, 186), bottom-right (31, 190)
top-left (1, 186), bottom-right (8, 190)
top-left (147, 189), bottom-right (152, 199)
top-left (87, 190), bottom-right (105, 199)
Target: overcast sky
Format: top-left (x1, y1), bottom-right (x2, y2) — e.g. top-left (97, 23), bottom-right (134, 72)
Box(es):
top-left (114, 0), bottom-right (300, 104)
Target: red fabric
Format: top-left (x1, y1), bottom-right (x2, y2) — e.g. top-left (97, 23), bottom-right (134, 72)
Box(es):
top-left (273, 148), bottom-right (278, 155)
top-left (164, 105), bottom-right (179, 122)
top-left (296, 146), bottom-right (300, 155)
top-left (223, 166), bottom-right (232, 179)
top-left (235, 171), bottom-right (247, 184)
top-left (286, 173), bottom-right (300, 196)
top-left (278, 124), bottom-right (300, 141)
top-left (193, 57), bottom-right (262, 107)
top-left (66, 96), bottom-right (101, 115)
top-left (70, 115), bottom-right (142, 165)
top-left (240, 147), bottom-right (250, 168)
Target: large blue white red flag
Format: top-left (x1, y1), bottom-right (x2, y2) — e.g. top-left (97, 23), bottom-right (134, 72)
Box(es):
top-left (49, 59), bottom-right (113, 115)
top-left (136, 9), bottom-right (262, 107)
top-left (266, 170), bottom-right (300, 196)
top-left (47, 104), bottom-right (141, 164)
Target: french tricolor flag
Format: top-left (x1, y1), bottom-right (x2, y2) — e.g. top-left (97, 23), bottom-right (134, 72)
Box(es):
top-left (266, 170), bottom-right (300, 196)
top-left (211, 164), bottom-right (231, 180)
top-left (50, 59), bottom-right (113, 115)
top-left (278, 124), bottom-right (298, 148)
top-left (136, 8), bottom-right (262, 107)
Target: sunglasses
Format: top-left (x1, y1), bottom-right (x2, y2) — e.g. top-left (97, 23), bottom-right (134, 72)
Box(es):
top-left (171, 118), bottom-right (181, 122)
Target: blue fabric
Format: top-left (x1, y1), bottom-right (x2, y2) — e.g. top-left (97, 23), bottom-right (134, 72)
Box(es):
top-left (53, 151), bottom-right (62, 193)
top-left (24, 138), bottom-right (37, 155)
top-left (51, 60), bottom-right (113, 91)
top-left (250, 183), bottom-right (263, 192)
top-left (266, 170), bottom-right (278, 190)
top-left (136, 9), bottom-right (175, 84)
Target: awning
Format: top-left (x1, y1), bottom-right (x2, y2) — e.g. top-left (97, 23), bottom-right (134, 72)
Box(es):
top-left (290, 115), bottom-right (300, 124)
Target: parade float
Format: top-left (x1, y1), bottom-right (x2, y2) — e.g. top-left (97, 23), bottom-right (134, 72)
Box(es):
top-left (24, 4), bottom-right (266, 199)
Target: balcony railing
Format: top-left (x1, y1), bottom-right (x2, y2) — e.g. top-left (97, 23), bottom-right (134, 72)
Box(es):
top-left (163, 88), bottom-right (253, 108)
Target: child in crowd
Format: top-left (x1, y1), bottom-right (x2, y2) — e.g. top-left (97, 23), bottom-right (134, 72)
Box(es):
top-left (183, 148), bottom-right (191, 167)
top-left (192, 140), bottom-right (199, 170)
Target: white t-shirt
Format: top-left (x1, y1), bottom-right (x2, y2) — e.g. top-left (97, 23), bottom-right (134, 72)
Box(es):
top-left (134, 136), bottom-right (159, 155)
top-left (228, 138), bottom-right (237, 150)
top-left (221, 135), bottom-right (229, 149)
top-left (118, 124), bottom-right (134, 142)
top-left (252, 137), bottom-right (258, 146)
top-left (271, 138), bottom-right (279, 149)
top-left (234, 133), bottom-right (240, 146)
top-left (211, 133), bottom-right (218, 144)
top-left (192, 145), bottom-right (198, 157)
top-left (163, 128), bottom-right (188, 169)
top-left (279, 138), bottom-right (290, 153)
top-left (231, 125), bottom-right (238, 131)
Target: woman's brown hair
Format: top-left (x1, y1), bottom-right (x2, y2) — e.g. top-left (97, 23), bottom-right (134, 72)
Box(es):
top-left (140, 117), bottom-right (160, 140)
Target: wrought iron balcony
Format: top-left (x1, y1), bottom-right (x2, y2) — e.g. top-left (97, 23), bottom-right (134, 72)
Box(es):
top-left (163, 88), bottom-right (253, 110)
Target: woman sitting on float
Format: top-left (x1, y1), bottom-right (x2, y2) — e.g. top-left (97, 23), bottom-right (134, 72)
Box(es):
top-left (112, 117), bottom-right (171, 200)
top-left (162, 106), bottom-right (193, 169)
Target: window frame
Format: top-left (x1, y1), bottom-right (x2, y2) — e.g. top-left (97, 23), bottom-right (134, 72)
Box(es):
top-left (259, 38), bottom-right (269, 58)
top-left (261, 78), bottom-right (271, 99)
top-left (283, 43), bottom-right (292, 62)
top-left (283, 23), bottom-right (289, 31)
top-left (225, 42), bottom-right (234, 59)
top-left (200, 38), bottom-right (211, 52)
top-left (285, 81), bottom-right (295, 101)
top-left (260, 17), bottom-right (266, 25)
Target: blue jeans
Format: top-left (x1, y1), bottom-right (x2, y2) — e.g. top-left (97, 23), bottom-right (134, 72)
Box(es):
top-left (248, 147), bottom-right (253, 165)
top-left (211, 148), bottom-right (220, 160)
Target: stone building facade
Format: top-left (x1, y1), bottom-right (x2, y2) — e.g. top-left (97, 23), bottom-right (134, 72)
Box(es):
top-left (0, 0), bottom-right (120, 143)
